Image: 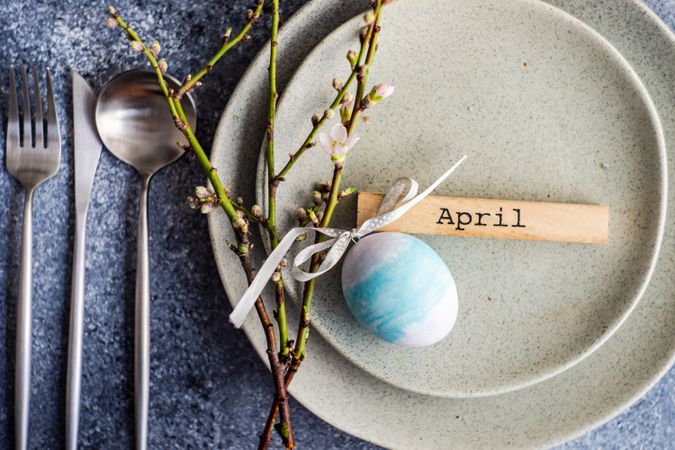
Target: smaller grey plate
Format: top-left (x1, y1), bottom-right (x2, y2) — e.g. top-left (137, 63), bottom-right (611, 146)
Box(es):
top-left (257, 0), bottom-right (667, 397)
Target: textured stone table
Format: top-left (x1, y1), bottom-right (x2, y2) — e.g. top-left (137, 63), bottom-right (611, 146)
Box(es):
top-left (0, 0), bottom-right (672, 448)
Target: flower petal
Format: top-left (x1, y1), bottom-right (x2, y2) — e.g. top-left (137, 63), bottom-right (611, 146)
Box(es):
top-left (330, 122), bottom-right (348, 143)
top-left (319, 132), bottom-right (334, 154)
top-left (344, 135), bottom-right (360, 151)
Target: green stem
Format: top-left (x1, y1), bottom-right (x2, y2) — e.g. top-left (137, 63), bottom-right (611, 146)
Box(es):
top-left (349, 7), bottom-right (382, 134)
top-left (274, 25), bottom-right (372, 181)
top-left (266, 0), bottom-right (280, 247)
top-left (175, 0), bottom-right (264, 99)
top-left (265, 0), bottom-right (290, 362)
top-left (171, 97), bottom-right (240, 224)
top-left (293, 0), bottom-right (383, 361)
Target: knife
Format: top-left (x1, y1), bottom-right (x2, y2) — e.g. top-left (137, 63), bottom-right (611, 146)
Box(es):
top-left (66, 72), bottom-right (102, 450)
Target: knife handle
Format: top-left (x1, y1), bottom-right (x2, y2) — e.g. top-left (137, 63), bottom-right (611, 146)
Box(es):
top-left (135, 174), bottom-right (152, 450)
top-left (66, 208), bottom-right (88, 450)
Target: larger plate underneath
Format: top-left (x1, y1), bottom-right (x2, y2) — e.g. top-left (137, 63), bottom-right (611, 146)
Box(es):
top-left (208, 0), bottom-right (675, 448)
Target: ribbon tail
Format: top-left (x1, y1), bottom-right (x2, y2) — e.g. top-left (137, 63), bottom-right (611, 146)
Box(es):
top-left (229, 227), bottom-right (312, 328)
top-left (421, 155), bottom-right (468, 199)
top-left (356, 155), bottom-right (468, 236)
top-left (291, 232), bottom-right (352, 282)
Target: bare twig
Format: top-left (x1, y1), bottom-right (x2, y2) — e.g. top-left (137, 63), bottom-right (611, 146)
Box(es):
top-left (260, 0), bottom-right (385, 440)
top-left (174, 0), bottom-right (265, 100)
top-left (107, 6), bottom-right (294, 448)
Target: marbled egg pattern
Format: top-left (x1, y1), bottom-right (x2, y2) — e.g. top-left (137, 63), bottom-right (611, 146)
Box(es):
top-left (341, 232), bottom-right (458, 347)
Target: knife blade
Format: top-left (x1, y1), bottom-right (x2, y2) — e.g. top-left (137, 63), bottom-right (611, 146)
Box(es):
top-left (72, 72), bottom-right (102, 212)
top-left (66, 72), bottom-right (102, 450)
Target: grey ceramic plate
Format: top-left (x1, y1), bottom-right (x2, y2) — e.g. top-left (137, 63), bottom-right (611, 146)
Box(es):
top-left (209, 0), bottom-right (675, 447)
top-left (256, 0), bottom-right (667, 398)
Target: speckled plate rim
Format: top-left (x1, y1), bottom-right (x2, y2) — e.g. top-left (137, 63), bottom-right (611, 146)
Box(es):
top-left (252, 0), bottom-right (668, 399)
top-left (208, 0), bottom-right (675, 447)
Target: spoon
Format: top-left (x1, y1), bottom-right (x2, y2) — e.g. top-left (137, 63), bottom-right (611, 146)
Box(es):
top-left (95, 69), bottom-right (196, 450)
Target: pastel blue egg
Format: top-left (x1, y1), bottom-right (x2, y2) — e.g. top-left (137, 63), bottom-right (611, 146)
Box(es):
top-left (341, 232), bottom-right (458, 347)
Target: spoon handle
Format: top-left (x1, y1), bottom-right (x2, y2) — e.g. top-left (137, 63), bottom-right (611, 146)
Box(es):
top-left (135, 174), bottom-right (151, 450)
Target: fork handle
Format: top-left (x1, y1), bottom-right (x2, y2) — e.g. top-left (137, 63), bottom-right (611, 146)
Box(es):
top-left (16, 189), bottom-right (34, 450)
top-left (135, 174), bottom-right (152, 450)
top-left (65, 208), bottom-right (88, 450)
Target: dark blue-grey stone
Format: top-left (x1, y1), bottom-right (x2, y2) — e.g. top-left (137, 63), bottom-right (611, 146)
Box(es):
top-left (0, 0), bottom-right (671, 448)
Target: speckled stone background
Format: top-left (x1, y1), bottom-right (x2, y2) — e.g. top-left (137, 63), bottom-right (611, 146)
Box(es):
top-left (0, 0), bottom-right (672, 449)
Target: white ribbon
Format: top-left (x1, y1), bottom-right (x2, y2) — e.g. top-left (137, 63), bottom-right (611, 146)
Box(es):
top-left (229, 155), bottom-right (468, 328)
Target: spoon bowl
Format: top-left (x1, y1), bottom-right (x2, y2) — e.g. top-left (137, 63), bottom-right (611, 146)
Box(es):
top-left (96, 70), bottom-right (196, 175)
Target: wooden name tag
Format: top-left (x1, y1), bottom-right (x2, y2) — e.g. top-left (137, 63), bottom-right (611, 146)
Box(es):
top-left (356, 193), bottom-right (609, 244)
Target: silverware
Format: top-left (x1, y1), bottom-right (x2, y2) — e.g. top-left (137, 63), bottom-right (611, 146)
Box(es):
top-left (6, 65), bottom-right (61, 450)
top-left (66, 72), bottom-right (102, 450)
top-left (94, 70), bottom-right (196, 450)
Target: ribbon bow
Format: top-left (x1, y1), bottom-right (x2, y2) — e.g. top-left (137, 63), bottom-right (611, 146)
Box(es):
top-left (229, 155), bottom-right (468, 328)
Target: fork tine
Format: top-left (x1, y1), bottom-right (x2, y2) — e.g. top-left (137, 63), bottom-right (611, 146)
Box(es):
top-left (20, 65), bottom-right (32, 148)
top-left (32, 66), bottom-right (44, 148)
top-left (7, 66), bottom-right (20, 149)
top-left (45, 68), bottom-right (60, 150)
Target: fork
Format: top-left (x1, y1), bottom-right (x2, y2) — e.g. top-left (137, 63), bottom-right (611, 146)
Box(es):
top-left (6, 65), bottom-right (61, 450)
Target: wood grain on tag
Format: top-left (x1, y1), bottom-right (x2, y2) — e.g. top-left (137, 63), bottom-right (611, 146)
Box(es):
top-left (356, 193), bottom-right (609, 244)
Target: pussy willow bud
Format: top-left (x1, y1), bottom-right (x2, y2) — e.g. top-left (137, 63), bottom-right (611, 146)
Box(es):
top-left (271, 272), bottom-right (281, 283)
top-left (312, 191), bottom-right (322, 205)
top-left (296, 208), bottom-right (308, 222)
top-left (107, 5), bottom-right (117, 15)
top-left (332, 78), bottom-right (343, 90)
top-left (130, 41), bottom-right (144, 53)
top-left (195, 186), bottom-right (209, 199)
top-left (251, 204), bottom-right (263, 218)
top-left (340, 105), bottom-right (352, 124)
top-left (105, 17), bottom-right (118, 28)
top-left (316, 181), bottom-right (331, 192)
top-left (158, 59), bottom-right (168, 74)
top-left (236, 196), bottom-right (244, 205)
top-left (187, 196), bottom-right (200, 209)
top-left (233, 218), bottom-right (247, 230)
top-left (346, 49), bottom-right (357, 67)
top-left (324, 109), bottom-right (335, 119)
top-left (200, 203), bottom-right (214, 214)
top-left (311, 114), bottom-right (321, 125)
top-left (150, 40), bottom-right (161, 56)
